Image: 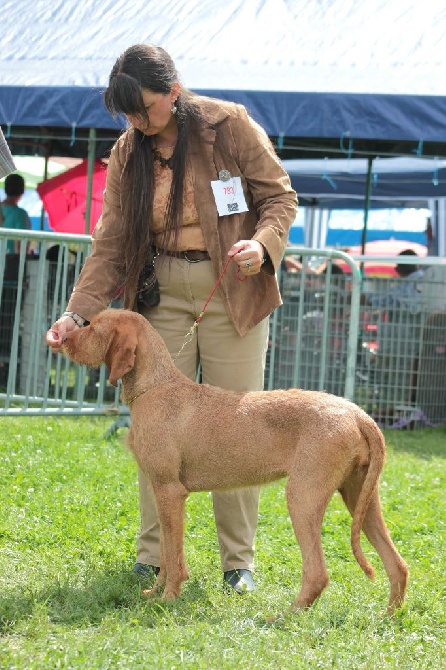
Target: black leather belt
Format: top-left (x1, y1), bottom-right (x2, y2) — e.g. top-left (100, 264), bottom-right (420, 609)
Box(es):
top-left (157, 249), bottom-right (210, 263)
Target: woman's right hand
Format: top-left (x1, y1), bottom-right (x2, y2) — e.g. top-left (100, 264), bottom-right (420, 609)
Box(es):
top-left (46, 315), bottom-right (79, 353)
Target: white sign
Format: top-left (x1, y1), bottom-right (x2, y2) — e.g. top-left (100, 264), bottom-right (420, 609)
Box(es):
top-left (211, 176), bottom-right (248, 217)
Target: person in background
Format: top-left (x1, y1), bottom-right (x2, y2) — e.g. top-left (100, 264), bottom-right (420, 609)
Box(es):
top-left (1, 173), bottom-right (31, 253)
top-left (46, 43), bottom-right (298, 594)
top-left (368, 249), bottom-right (424, 312)
top-left (283, 255), bottom-right (303, 272)
top-left (0, 128), bottom-right (17, 227)
top-left (281, 243), bottom-right (303, 273)
top-left (368, 250), bottom-right (425, 413)
top-left (425, 217), bottom-right (437, 256)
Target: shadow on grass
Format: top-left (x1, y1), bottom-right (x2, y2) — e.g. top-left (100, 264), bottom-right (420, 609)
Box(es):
top-left (0, 568), bottom-right (215, 633)
top-left (383, 426), bottom-right (446, 459)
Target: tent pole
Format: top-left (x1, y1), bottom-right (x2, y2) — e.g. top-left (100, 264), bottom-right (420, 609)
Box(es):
top-left (84, 128), bottom-right (96, 235)
top-left (40, 146), bottom-right (50, 231)
top-left (360, 157), bottom-right (374, 255)
top-left (304, 200), bottom-right (316, 248)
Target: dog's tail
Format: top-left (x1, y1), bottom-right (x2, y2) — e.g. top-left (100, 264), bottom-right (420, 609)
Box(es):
top-left (350, 413), bottom-right (386, 580)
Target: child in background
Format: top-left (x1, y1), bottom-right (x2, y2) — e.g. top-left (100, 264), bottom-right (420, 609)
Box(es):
top-left (1, 173), bottom-right (31, 253)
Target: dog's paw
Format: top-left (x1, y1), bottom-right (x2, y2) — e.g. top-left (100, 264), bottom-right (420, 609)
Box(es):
top-left (160, 586), bottom-right (181, 601)
top-left (141, 587), bottom-right (159, 598)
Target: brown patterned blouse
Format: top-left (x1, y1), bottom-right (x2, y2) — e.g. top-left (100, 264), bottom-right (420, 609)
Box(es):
top-left (151, 146), bottom-right (206, 251)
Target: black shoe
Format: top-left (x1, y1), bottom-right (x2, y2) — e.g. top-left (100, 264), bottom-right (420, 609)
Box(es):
top-left (223, 569), bottom-right (255, 593)
top-left (132, 563), bottom-right (160, 579)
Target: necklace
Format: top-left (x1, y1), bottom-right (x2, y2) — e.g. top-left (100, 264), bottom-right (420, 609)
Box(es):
top-left (152, 145), bottom-right (175, 170)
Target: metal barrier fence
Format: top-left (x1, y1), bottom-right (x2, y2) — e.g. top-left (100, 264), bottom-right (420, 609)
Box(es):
top-left (0, 229), bottom-right (121, 417)
top-left (1, 228), bottom-right (445, 429)
top-left (273, 251), bottom-right (446, 429)
top-left (268, 250), bottom-right (362, 400)
top-left (346, 256), bottom-right (446, 428)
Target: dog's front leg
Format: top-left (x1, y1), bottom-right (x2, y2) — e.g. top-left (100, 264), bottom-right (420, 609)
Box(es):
top-left (142, 536), bottom-right (167, 598)
top-left (153, 481), bottom-right (190, 600)
top-left (141, 535), bottom-right (167, 599)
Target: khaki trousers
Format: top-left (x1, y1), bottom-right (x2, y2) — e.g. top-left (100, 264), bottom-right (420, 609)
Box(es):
top-left (137, 255), bottom-right (269, 571)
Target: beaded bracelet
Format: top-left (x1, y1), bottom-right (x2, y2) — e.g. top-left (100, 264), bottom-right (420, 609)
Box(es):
top-left (62, 311), bottom-right (88, 328)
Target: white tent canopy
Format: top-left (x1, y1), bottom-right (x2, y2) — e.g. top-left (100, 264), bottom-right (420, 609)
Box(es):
top-left (2, 0), bottom-right (444, 95)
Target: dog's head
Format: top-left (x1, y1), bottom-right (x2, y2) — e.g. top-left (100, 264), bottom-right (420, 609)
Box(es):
top-left (63, 309), bottom-right (144, 386)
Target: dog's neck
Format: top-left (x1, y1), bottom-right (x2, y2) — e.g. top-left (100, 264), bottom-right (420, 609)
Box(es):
top-left (121, 322), bottom-right (182, 405)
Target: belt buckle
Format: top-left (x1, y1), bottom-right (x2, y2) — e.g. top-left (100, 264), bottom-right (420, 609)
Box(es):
top-left (184, 251), bottom-right (202, 263)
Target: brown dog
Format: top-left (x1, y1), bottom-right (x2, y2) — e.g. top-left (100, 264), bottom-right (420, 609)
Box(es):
top-left (63, 308), bottom-right (408, 614)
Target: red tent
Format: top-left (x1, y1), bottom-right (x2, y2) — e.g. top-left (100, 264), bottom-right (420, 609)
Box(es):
top-left (37, 160), bottom-right (107, 234)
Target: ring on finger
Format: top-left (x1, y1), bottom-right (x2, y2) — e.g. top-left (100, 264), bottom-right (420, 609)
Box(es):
top-left (246, 259), bottom-right (252, 268)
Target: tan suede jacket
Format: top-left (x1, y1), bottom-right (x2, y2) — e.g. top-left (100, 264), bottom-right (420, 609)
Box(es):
top-left (67, 96), bottom-right (298, 336)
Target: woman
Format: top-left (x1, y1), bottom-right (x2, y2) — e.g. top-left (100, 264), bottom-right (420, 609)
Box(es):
top-left (47, 44), bottom-right (298, 593)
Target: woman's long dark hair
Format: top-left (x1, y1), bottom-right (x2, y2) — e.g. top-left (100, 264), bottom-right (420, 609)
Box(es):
top-left (104, 44), bottom-right (206, 289)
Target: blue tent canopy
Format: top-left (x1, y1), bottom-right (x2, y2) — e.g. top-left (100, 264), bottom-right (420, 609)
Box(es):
top-left (283, 157), bottom-right (442, 250)
top-left (284, 158), bottom-right (446, 209)
top-left (1, 0), bottom-right (446, 160)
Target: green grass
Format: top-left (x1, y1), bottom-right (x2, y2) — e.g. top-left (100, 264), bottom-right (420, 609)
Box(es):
top-left (0, 417), bottom-right (445, 669)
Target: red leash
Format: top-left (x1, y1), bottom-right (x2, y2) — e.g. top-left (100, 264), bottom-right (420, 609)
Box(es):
top-left (173, 255), bottom-right (245, 361)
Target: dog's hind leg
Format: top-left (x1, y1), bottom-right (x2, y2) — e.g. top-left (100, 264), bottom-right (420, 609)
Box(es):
top-left (340, 476), bottom-right (409, 613)
top-left (285, 474), bottom-right (331, 610)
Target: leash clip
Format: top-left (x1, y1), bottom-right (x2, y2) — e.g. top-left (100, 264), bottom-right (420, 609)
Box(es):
top-left (172, 323), bottom-right (199, 363)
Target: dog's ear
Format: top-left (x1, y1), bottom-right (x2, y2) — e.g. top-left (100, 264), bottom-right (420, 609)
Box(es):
top-left (104, 324), bottom-right (138, 387)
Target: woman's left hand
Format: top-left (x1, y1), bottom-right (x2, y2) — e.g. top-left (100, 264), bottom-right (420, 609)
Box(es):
top-left (228, 239), bottom-right (265, 277)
